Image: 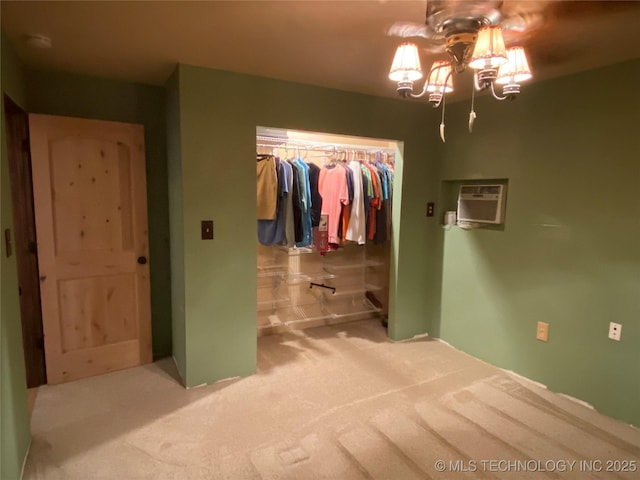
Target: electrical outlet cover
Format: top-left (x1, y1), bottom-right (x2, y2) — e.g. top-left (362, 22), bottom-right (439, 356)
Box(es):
top-left (536, 321), bottom-right (549, 342)
top-left (608, 322), bottom-right (622, 341)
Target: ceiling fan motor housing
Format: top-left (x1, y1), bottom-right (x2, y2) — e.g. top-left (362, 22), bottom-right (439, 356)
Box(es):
top-left (445, 32), bottom-right (478, 71)
top-left (426, 0), bottom-right (502, 70)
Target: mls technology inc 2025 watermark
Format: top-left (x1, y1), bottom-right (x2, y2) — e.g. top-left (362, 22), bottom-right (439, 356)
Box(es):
top-left (433, 459), bottom-right (638, 474)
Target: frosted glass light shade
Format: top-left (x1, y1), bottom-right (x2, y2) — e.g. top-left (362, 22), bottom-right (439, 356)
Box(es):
top-left (389, 43), bottom-right (423, 82)
top-left (469, 26), bottom-right (508, 70)
top-left (496, 47), bottom-right (533, 84)
top-left (426, 61), bottom-right (454, 93)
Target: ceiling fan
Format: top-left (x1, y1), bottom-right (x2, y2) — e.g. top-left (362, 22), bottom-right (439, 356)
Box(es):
top-left (387, 0), bottom-right (548, 141)
top-left (387, 0), bottom-right (546, 70)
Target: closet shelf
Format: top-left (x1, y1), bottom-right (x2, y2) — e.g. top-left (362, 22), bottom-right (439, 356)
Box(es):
top-left (258, 262), bottom-right (287, 269)
top-left (257, 271), bottom-right (338, 283)
top-left (257, 299), bottom-right (382, 334)
top-left (257, 295), bottom-right (329, 310)
top-left (257, 270), bottom-right (286, 279)
top-left (286, 272), bottom-right (338, 284)
top-left (329, 284), bottom-right (383, 297)
top-left (257, 263), bottom-right (288, 274)
top-left (322, 260), bottom-right (385, 271)
top-left (257, 296), bottom-right (291, 310)
top-left (274, 245), bottom-right (315, 256)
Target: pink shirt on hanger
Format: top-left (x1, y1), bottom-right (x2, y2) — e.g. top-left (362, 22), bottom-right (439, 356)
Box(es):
top-left (318, 165), bottom-right (349, 244)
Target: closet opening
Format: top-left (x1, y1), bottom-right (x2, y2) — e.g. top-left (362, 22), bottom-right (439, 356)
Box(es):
top-left (256, 127), bottom-right (402, 337)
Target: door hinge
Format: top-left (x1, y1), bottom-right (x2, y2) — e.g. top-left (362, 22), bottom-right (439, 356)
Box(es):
top-left (36, 336), bottom-right (45, 351)
top-left (22, 138), bottom-right (30, 151)
top-left (4, 229), bottom-right (12, 257)
top-left (28, 241), bottom-right (38, 254)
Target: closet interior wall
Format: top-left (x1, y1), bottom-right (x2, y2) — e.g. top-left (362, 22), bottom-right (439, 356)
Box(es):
top-left (256, 128), bottom-right (397, 336)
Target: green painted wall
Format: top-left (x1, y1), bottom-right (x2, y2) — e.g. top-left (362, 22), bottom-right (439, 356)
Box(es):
top-left (26, 69), bottom-right (172, 358)
top-left (439, 59), bottom-right (640, 426)
top-left (1, 31), bottom-right (31, 480)
top-left (165, 70), bottom-right (186, 381)
top-left (171, 64), bottom-right (443, 387)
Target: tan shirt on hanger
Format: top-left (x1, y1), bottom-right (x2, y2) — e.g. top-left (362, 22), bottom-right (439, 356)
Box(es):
top-left (257, 157), bottom-right (278, 220)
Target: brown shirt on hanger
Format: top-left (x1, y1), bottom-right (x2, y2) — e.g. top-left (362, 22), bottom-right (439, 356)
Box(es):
top-left (257, 156), bottom-right (278, 220)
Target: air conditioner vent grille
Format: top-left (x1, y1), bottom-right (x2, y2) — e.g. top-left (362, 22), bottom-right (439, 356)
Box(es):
top-left (457, 184), bottom-right (505, 225)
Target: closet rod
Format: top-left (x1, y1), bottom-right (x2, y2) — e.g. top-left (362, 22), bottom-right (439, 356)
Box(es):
top-left (256, 138), bottom-right (338, 153)
top-left (257, 144), bottom-right (395, 163)
top-left (257, 142), bottom-right (338, 158)
top-left (256, 135), bottom-right (396, 155)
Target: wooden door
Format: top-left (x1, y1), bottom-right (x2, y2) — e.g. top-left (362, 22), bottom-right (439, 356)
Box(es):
top-left (29, 114), bottom-right (152, 384)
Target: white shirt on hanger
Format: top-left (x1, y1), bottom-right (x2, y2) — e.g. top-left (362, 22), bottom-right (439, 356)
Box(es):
top-left (346, 160), bottom-right (366, 245)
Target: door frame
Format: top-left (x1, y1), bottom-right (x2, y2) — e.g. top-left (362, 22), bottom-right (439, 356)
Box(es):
top-left (4, 94), bottom-right (47, 387)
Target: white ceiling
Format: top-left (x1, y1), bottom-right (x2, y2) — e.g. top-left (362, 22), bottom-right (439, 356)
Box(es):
top-left (2, 1), bottom-right (640, 100)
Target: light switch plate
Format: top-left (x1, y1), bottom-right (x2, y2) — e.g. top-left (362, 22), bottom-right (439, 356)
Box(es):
top-left (201, 220), bottom-right (214, 240)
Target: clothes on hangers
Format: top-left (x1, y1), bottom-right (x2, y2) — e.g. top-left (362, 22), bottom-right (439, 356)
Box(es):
top-left (363, 161), bottom-right (381, 241)
top-left (337, 162), bottom-right (354, 242)
top-left (291, 157), bottom-right (313, 247)
top-left (257, 155), bottom-right (277, 220)
top-left (307, 162), bottom-right (323, 228)
top-left (373, 153), bottom-right (391, 244)
top-left (282, 161), bottom-right (295, 247)
top-left (345, 160), bottom-right (366, 244)
top-left (321, 154), bottom-right (394, 249)
top-left (318, 163), bottom-right (349, 245)
top-left (258, 158), bottom-right (289, 246)
top-left (289, 162), bottom-right (303, 244)
top-left (257, 145), bottom-right (394, 248)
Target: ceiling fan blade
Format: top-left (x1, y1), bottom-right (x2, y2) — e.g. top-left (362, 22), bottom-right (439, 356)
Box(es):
top-left (422, 43), bottom-right (446, 54)
top-left (501, 14), bottom-right (545, 45)
top-left (498, 1), bottom-right (549, 45)
top-left (426, 0), bottom-right (502, 30)
top-left (501, 11), bottom-right (544, 33)
top-left (386, 21), bottom-right (436, 40)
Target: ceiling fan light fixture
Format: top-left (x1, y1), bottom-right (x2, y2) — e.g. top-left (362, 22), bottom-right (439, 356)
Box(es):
top-left (387, 2), bottom-right (536, 141)
top-left (389, 43), bottom-right (423, 82)
top-left (496, 47), bottom-right (532, 84)
top-left (468, 26), bottom-right (508, 70)
top-left (426, 61), bottom-right (454, 93)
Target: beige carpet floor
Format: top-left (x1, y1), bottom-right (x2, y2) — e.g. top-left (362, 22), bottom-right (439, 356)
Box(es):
top-left (24, 319), bottom-right (639, 479)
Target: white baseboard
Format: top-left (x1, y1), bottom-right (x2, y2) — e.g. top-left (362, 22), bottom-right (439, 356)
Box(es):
top-left (171, 356), bottom-right (186, 386)
top-left (20, 438), bottom-right (31, 479)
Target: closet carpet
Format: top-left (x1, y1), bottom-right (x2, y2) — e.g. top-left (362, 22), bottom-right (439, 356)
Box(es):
top-left (24, 319), bottom-right (639, 479)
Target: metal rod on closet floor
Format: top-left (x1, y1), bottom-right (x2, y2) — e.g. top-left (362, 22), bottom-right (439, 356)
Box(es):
top-left (309, 282), bottom-right (336, 294)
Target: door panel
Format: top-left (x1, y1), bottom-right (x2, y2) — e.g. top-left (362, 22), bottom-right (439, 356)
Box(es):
top-left (58, 273), bottom-right (137, 352)
top-left (50, 137), bottom-right (134, 253)
top-left (29, 114), bottom-right (151, 384)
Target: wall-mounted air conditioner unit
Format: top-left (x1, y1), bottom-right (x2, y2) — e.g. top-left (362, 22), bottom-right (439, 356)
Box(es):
top-left (457, 184), bottom-right (506, 225)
